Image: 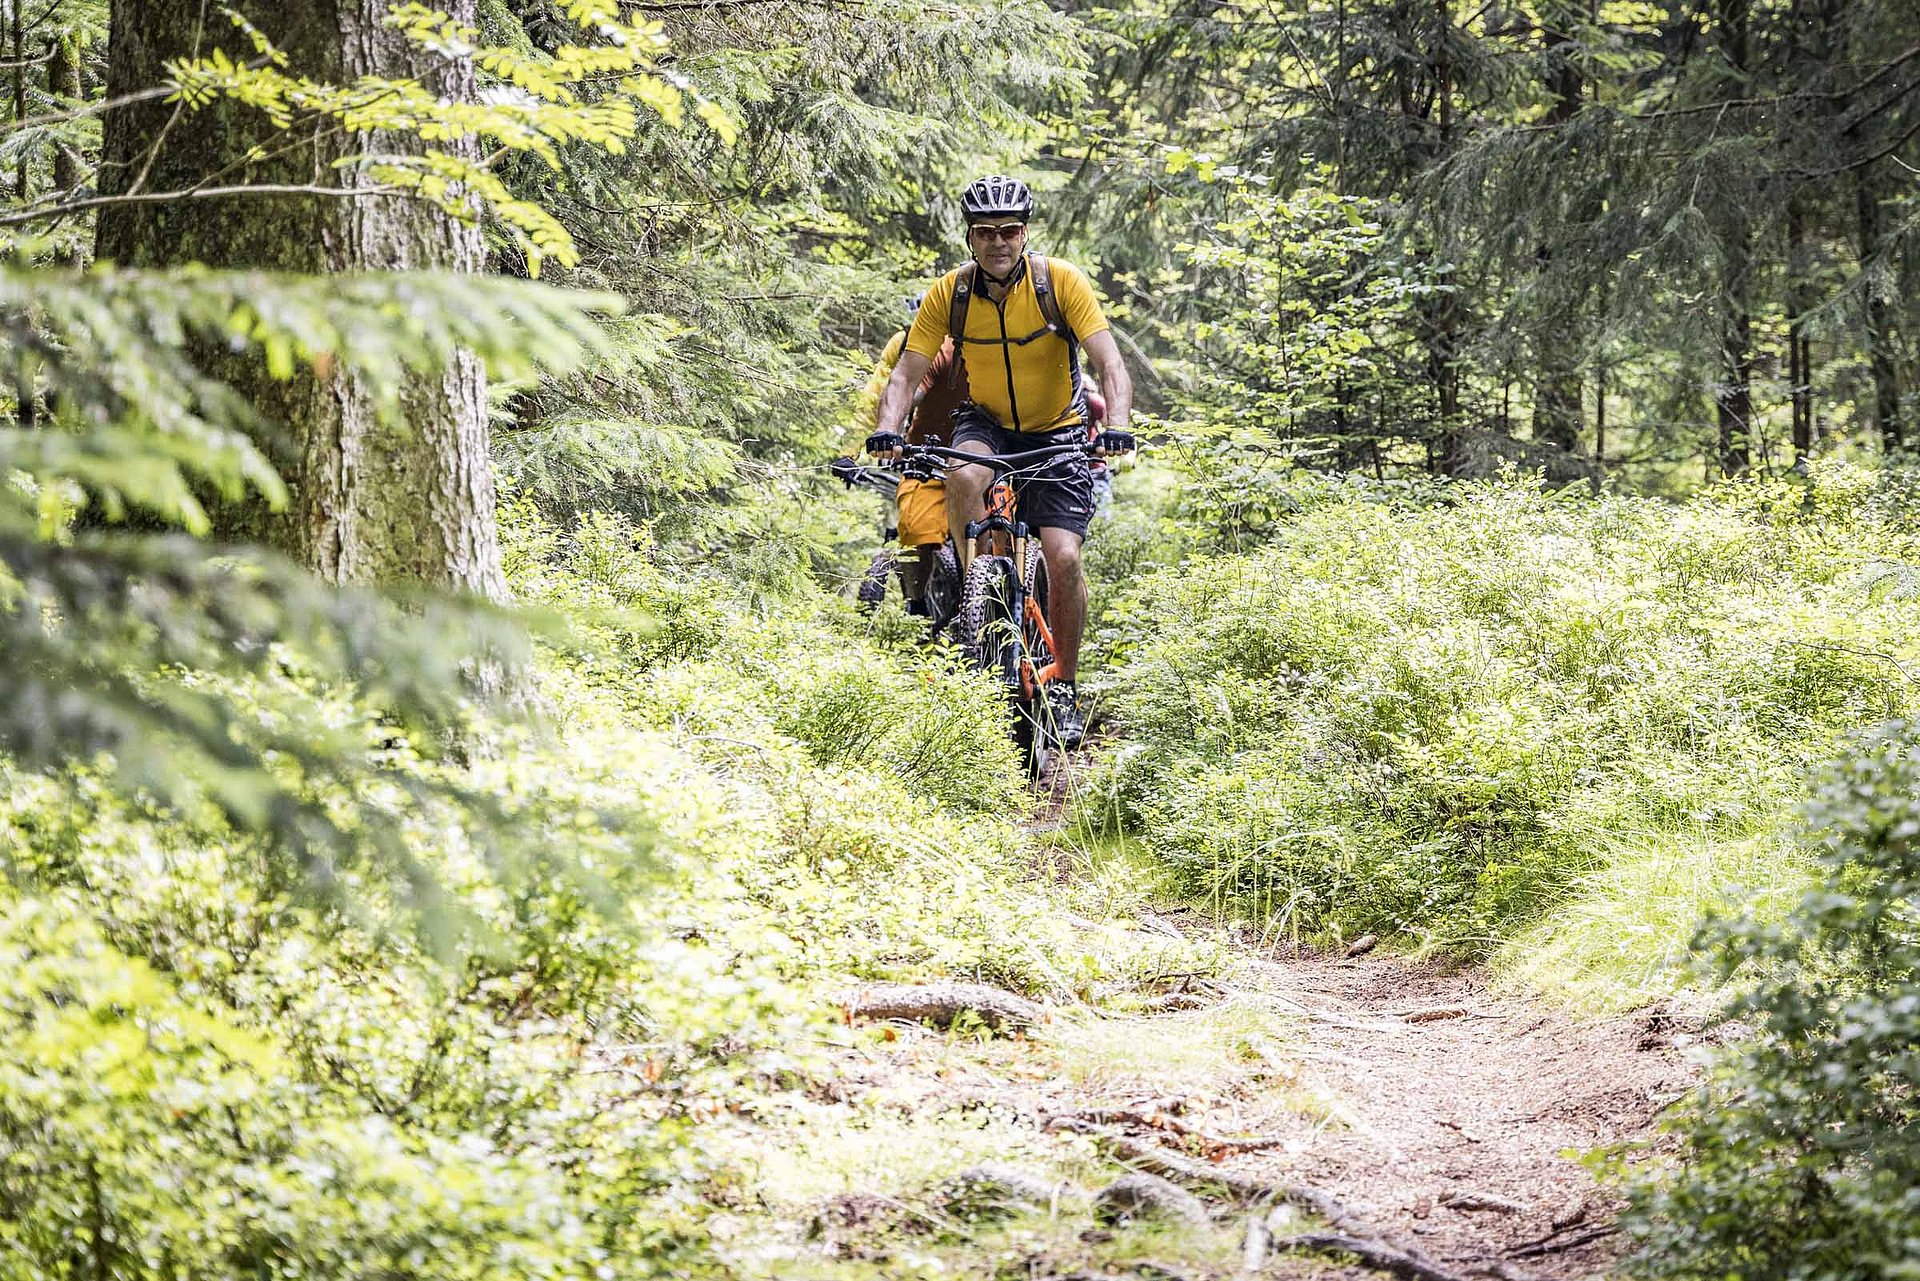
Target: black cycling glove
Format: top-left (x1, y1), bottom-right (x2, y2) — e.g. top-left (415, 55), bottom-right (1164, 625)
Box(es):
top-left (865, 431), bottom-right (906, 456)
top-left (829, 456), bottom-right (861, 487)
top-left (1093, 428), bottom-right (1137, 456)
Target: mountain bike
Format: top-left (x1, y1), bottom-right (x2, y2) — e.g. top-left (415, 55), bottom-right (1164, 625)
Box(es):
top-left (898, 440), bottom-right (1096, 776)
top-left (831, 455), bottom-right (963, 629)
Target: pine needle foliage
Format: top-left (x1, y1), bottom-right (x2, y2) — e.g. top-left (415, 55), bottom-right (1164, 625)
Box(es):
top-left (481, 0), bottom-right (1088, 528)
top-left (1, 263), bottom-right (621, 924)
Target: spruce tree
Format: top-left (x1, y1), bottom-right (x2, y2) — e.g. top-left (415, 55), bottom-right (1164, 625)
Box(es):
top-left (94, 1), bottom-right (506, 596)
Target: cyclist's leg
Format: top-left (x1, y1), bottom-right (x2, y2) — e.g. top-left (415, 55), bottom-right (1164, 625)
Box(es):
top-left (946, 408), bottom-right (1000, 568)
top-left (894, 478), bottom-right (946, 607)
top-left (1037, 526), bottom-right (1087, 680)
top-left (898, 545), bottom-right (937, 604)
top-left (1008, 439), bottom-right (1095, 682)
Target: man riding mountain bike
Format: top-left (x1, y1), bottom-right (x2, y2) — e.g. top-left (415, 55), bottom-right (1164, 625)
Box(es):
top-left (868, 175), bottom-right (1135, 749)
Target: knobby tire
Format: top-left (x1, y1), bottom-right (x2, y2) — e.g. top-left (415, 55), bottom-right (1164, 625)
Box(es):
top-left (855, 549), bottom-right (894, 611)
top-left (956, 555), bottom-right (1020, 688)
top-left (1018, 543), bottom-right (1054, 777)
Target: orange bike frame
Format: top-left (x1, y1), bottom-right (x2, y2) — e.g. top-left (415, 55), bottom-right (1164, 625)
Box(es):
top-left (975, 481), bottom-right (1061, 698)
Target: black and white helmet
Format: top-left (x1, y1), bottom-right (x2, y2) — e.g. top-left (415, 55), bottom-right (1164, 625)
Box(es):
top-left (960, 175), bottom-right (1035, 224)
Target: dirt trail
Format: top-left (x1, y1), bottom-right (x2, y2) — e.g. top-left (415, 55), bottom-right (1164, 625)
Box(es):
top-left (963, 757), bottom-right (1694, 1277)
top-left (801, 751), bottom-right (1695, 1278)
top-left (815, 919), bottom-right (1692, 1280)
top-left (1185, 934), bottom-right (1693, 1277)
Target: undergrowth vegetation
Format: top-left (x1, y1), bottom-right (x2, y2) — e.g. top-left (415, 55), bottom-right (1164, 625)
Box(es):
top-left (0, 495), bottom-right (1198, 1280)
top-left (1082, 463), bottom-right (1920, 1003)
top-left (1621, 724), bottom-right (1920, 1278)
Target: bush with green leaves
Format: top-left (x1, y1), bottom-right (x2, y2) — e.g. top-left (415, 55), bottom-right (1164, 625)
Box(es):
top-left (504, 495), bottom-right (1185, 997)
top-left (1083, 465), bottom-right (1920, 963)
top-left (1619, 724), bottom-right (1920, 1279)
top-left (0, 472), bottom-right (1189, 1279)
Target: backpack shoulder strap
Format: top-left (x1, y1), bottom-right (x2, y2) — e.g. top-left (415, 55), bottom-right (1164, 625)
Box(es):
top-left (945, 262), bottom-right (975, 391)
top-left (948, 262), bottom-right (976, 347)
top-left (1028, 254), bottom-right (1074, 343)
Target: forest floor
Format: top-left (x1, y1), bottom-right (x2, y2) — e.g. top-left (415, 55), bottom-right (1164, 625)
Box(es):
top-left (726, 752), bottom-right (1699, 1281)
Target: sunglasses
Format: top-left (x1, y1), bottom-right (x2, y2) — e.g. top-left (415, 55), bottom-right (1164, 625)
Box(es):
top-left (968, 222), bottom-right (1028, 242)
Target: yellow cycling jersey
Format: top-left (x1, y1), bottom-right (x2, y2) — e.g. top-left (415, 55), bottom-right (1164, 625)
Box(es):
top-left (904, 255), bottom-right (1110, 433)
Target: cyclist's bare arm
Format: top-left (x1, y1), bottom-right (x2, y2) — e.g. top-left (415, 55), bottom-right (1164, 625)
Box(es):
top-left (1082, 330), bottom-right (1133, 430)
top-left (872, 349), bottom-right (935, 454)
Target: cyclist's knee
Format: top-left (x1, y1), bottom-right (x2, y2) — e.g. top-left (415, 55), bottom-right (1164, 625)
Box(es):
top-left (947, 465), bottom-right (991, 502)
top-left (1041, 533), bottom-right (1085, 577)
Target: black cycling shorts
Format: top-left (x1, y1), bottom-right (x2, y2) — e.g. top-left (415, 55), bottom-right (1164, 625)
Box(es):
top-left (950, 405), bottom-right (1095, 539)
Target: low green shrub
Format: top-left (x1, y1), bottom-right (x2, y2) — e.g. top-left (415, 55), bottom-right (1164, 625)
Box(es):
top-left (1086, 465), bottom-right (1920, 956)
top-left (0, 492), bottom-right (1182, 1280)
top-left (1619, 724), bottom-right (1920, 1279)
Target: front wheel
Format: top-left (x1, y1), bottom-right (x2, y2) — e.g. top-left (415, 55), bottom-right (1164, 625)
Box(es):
top-left (855, 549), bottom-right (894, 611)
top-left (954, 555), bottom-right (1021, 689)
top-left (923, 543), bottom-right (962, 636)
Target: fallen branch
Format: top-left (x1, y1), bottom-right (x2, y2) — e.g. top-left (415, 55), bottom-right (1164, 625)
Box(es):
top-left (1069, 1104), bottom-right (1285, 1155)
top-left (1508, 1224), bottom-right (1619, 1259)
top-left (1438, 1189), bottom-right (1526, 1214)
top-left (1397, 1007), bottom-right (1472, 1023)
top-left (841, 981), bottom-right (1045, 1033)
top-left (1277, 1232), bottom-right (1470, 1281)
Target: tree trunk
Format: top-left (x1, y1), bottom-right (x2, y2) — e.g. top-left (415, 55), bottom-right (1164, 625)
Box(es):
top-left (1709, 0), bottom-right (1754, 478)
top-left (11, 0), bottom-right (28, 202)
top-left (1425, 0), bottom-right (1465, 475)
top-left (1858, 166), bottom-right (1902, 453)
top-left (95, 0), bottom-right (506, 599)
top-left (1531, 17), bottom-right (1583, 453)
top-left (47, 32), bottom-right (82, 198)
top-left (1532, 338), bottom-right (1582, 452)
top-left (1716, 230), bottom-right (1754, 478)
top-left (1594, 363), bottom-right (1606, 465)
top-left (1787, 199), bottom-right (1813, 467)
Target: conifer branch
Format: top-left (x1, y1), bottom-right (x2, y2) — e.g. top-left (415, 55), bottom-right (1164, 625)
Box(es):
top-left (0, 182), bottom-right (406, 228)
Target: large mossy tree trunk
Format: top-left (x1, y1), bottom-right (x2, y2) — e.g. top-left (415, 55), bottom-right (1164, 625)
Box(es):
top-left (95, 0), bottom-right (506, 599)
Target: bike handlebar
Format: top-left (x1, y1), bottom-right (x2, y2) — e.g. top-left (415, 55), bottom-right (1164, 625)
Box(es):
top-left (898, 441), bottom-right (1097, 474)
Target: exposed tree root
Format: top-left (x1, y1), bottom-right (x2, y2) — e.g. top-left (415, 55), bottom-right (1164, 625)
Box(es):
top-left (840, 981), bottom-right (1045, 1033)
top-left (1067, 1102), bottom-right (1284, 1155)
top-left (1438, 1189), bottom-right (1527, 1214)
top-left (1508, 1224), bottom-right (1619, 1259)
top-left (1276, 1231), bottom-right (1470, 1281)
top-left (1046, 1118), bottom-right (1370, 1231)
top-left (1050, 1119), bottom-right (1501, 1281)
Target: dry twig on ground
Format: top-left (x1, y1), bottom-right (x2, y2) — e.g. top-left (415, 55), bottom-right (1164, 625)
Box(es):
top-left (841, 981), bottom-right (1045, 1033)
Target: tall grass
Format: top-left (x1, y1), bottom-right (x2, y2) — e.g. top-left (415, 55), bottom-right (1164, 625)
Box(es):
top-left (1083, 464), bottom-right (1920, 991)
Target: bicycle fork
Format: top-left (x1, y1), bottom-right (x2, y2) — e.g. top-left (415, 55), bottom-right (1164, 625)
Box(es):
top-left (1010, 526), bottom-right (1059, 699)
top-left (967, 488), bottom-right (1058, 699)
